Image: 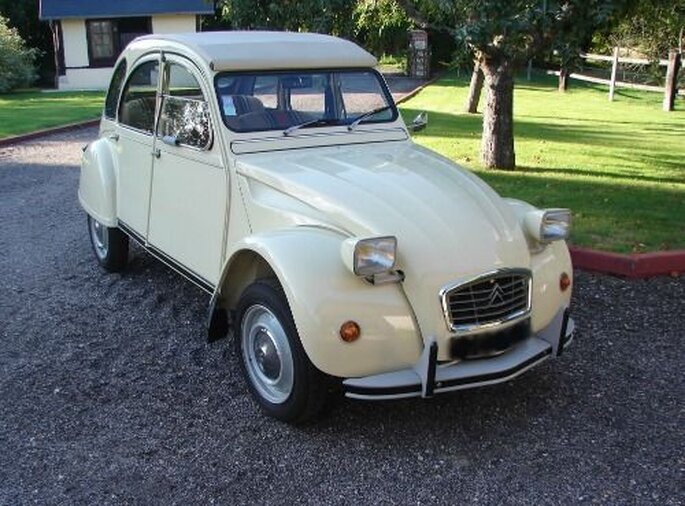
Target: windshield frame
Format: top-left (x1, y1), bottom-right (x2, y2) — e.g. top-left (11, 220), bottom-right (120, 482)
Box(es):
top-left (213, 67), bottom-right (399, 134)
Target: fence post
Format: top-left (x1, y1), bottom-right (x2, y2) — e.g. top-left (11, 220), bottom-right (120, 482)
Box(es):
top-left (663, 49), bottom-right (682, 111)
top-left (608, 47), bottom-right (619, 101)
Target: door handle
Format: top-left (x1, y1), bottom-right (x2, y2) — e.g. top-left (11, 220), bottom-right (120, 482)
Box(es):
top-left (152, 148), bottom-right (161, 158)
top-left (108, 133), bottom-right (119, 142)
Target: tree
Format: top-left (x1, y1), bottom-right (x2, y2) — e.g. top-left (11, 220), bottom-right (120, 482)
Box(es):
top-left (605, 0), bottom-right (685, 59)
top-left (354, 0), bottom-right (413, 57)
top-left (0, 0), bottom-right (53, 86)
top-left (0, 15), bottom-right (38, 92)
top-left (398, 0), bottom-right (627, 170)
top-left (213, 0), bottom-right (356, 35)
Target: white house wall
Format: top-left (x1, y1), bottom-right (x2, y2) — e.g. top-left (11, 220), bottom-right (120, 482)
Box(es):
top-left (62, 19), bottom-right (89, 68)
top-left (152, 14), bottom-right (196, 34)
top-left (58, 14), bottom-right (198, 90)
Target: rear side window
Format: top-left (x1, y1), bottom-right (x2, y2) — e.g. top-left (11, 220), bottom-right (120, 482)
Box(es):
top-left (119, 60), bottom-right (159, 134)
top-left (104, 60), bottom-right (127, 119)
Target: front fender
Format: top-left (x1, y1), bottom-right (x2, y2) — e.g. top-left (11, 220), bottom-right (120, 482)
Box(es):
top-left (78, 138), bottom-right (117, 226)
top-left (222, 227), bottom-right (423, 378)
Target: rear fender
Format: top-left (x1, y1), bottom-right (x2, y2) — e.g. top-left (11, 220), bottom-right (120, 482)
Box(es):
top-left (78, 138), bottom-right (117, 226)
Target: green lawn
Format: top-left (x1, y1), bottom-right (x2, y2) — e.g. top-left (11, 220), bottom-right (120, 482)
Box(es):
top-left (399, 74), bottom-right (685, 253)
top-left (0, 90), bottom-right (104, 138)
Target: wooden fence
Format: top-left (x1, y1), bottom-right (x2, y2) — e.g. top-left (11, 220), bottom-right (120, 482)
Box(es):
top-left (546, 48), bottom-right (683, 110)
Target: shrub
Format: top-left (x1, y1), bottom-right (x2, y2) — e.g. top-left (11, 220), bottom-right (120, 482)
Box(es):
top-left (0, 16), bottom-right (38, 93)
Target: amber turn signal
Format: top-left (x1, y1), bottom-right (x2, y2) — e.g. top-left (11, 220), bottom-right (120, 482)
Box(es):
top-left (340, 321), bottom-right (361, 342)
top-left (560, 272), bottom-right (571, 292)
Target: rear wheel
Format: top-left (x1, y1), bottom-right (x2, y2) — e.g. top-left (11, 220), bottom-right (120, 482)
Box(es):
top-left (87, 215), bottom-right (128, 272)
top-left (235, 279), bottom-right (328, 423)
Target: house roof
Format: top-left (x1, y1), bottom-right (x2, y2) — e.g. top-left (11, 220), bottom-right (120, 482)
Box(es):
top-left (129, 31), bottom-right (378, 72)
top-left (39, 0), bottom-right (214, 20)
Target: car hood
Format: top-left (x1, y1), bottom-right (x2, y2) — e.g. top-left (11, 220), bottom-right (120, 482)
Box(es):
top-left (236, 140), bottom-right (532, 338)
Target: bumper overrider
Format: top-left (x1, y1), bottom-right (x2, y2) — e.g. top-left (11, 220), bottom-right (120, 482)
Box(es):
top-left (343, 307), bottom-right (575, 400)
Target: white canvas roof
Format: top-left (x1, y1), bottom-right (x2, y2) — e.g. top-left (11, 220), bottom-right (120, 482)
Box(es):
top-left (132, 31), bottom-right (378, 71)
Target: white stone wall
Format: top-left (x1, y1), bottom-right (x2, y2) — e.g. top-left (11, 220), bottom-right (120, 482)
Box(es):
top-left (57, 14), bottom-right (198, 90)
top-left (61, 19), bottom-right (89, 68)
top-left (151, 14), bottom-right (197, 34)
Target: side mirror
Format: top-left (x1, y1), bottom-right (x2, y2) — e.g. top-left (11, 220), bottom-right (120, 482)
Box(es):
top-left (409, 111), bottom-right (428, 133)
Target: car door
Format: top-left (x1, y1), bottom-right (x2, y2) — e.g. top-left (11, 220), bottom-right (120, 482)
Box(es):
top-left (115, 55), bottom-right (161, 237)
top-left (146, 55), bottom-right (227, 289)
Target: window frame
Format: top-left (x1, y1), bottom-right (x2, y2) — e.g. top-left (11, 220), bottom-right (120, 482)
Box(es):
top-left (157, 57), bottom-right (214, 152)
top-left (85, 19), bottom-right (118, 68)
top-left (104, 59), bottom-right (128, 120)
top-left (213, 67), bottom-right (399, 134)
top-left (117, 55), bottom-right (162, 136)
top-left (86, 17), bottom-right (152, 68)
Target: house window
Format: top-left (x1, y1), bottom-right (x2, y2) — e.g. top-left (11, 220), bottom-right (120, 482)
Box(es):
top-left (86, 17), bottom-right (151, 67)
top-left (88, 21), bottom-right (116, 62)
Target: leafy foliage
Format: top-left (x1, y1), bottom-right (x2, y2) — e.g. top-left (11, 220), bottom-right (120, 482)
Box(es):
top-left (400, 0), bottom-right (626, 65)
top-left (596, 0), bottom-right (685, 58)
top-left (0, 16), bottom-right (38, 93)
top-left (211, 0), bottom-right (416, 58)
top-left (214, 0), bottom-right (357, 35)
top-left (354, 0), bottom-right (412, 56)
top-left (0, 0), bottom-right (54, 86)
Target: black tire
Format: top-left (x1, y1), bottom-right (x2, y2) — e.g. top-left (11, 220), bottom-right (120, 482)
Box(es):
top-left (87, 215), bottom-right (128, 272)
top-left (235, 279), bottom-right (328, 423)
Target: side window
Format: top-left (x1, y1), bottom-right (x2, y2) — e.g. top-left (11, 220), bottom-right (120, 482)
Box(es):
top-left (104, 59), bottom-right (127, 119)
top-left (158, 62), bottom-right (211, 149)
top-left (119, 60), bottom-right (159, 134)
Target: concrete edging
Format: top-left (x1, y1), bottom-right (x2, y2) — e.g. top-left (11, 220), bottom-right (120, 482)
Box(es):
top-left (394, 72), bottom-right (445, 105)
top-left (0, 119), bottom-right (100, 148)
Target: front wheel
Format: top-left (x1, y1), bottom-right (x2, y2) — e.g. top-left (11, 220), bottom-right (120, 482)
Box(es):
top-left (235, 279), bottom-right (328, 423)
top-left (87, 215), bottom-right (128, 272)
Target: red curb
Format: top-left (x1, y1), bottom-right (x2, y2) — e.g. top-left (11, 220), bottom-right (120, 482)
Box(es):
top-left (570, 246), bottom-right (685, 278)
top-left (0, 119), bottom-right (100, 148)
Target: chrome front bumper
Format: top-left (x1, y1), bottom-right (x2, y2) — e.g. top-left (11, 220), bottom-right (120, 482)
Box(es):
top-left (343, 308), bottom-right (574, 401)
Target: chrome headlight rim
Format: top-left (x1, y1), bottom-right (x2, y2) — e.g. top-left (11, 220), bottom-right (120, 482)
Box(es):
top-left (524, 208), bottom-right (572, 244)
top-left (341, 236), bottom-right (398, 277)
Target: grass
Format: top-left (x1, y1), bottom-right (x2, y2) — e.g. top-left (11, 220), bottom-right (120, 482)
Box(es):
top-left (0, 90), bottom-right (104, 138)
top-left (378, 53), bottom-right (407, 74)
top-left (399, 73), bottom-right (685, 253)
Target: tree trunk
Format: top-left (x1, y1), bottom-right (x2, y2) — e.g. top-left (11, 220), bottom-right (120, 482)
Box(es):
top-left (480, 59), bottom-right (515, 170)
top-left (558, 68), bottom-right (569, 92)
top-left (663, 50), bottom-right (681, 112)
top-left (464, 61), bottom-right (484, 113)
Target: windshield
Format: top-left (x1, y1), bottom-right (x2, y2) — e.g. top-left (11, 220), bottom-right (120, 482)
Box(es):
top-left (214, 69), bottom-right (397, 133)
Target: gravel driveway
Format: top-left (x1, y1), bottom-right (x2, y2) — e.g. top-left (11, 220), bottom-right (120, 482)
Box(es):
top-left (1, 127), bottom-right (683, 505)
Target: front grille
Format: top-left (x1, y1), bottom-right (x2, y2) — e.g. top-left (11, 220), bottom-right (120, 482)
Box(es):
top-left (442, 270), bottom-right (531, 331)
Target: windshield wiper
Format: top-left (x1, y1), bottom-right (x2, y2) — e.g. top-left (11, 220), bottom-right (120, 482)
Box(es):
top-left (283, 118), bottom-right (340, 136)
top-left (347, 105), bottom-right (392, 131)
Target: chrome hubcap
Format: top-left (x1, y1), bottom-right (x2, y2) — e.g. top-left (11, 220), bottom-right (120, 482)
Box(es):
top-left (89, 217), bottom-right (108, 259)
top-left (241, 305), bottom-right (294, 404)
